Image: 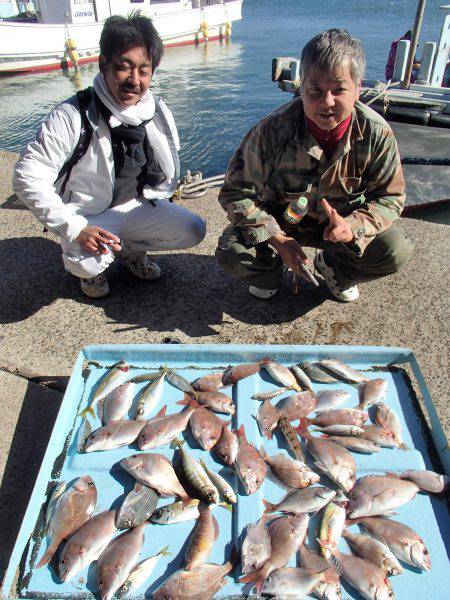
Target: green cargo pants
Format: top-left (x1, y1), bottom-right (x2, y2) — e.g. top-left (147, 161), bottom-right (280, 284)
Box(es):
top-left (215, 221), bottom-right (414, 290)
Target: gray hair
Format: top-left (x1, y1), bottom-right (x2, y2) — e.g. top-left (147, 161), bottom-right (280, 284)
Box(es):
top-left (300, 29), bottom-right (366, 85)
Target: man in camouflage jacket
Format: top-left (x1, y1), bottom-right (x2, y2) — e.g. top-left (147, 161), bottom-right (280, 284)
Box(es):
top-left (216, 29), bottom-right (413, 302)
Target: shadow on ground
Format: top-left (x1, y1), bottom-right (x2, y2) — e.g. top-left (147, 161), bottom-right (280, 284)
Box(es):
top-left (0, 378), bottom-right (65, 580)
top-left (0, 237), bottom-right (325, 335)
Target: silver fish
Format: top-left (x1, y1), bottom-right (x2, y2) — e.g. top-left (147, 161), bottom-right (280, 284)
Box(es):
top-left (84, 420), bottom-right (146, 452)
top-left (351, 516), bottom-right (431, 571)
top-left (240, 514), bottom-right (309, 594)
top-left (276, 391), bottom-right (316, 421)
top-left (315, 389), bottom-right (350, 413)
top-left (241, 514), bottom-right (272, 575)
top-left (97, 523), bottom-right (146, 600)
top-left (373, 402), bottom-right (408, 450)
top-left (308, 408), bottom-right (368, 428)
top-left (130, 370), bottom-right (161, 384)
top-left (291, 364), bottom-right (314, 391)
top-left (80, 360), bottom-right (130, 418)
top-left (190, 405), bottom-right (226, 451)
top-left (323, 435), bottom-right (381, 453)
top-left (302, 361), bottom-right (340, 383)
top-left (76, 417), bottom-right (93, 453)
top-left (165, 368), bottom-right (198, 396)
top-left (256, 398), bottom-right (280, 439)
top-left (213, 426), bottom-right (239, 465)
top-left (259, 446), bottom-right (320, 489)
top-left (252, 388), bottom-right (290, 400)
top-left (234, 424), bottom-right (267, 495)
top-left (386, 469), bottom-right (449, 493)
top-left (120, 453), bottom-right (190, 502)
top-left (361, 424), bottom-right (399, 448)
top-left (98, 382), bottom-right (135, 424)
top-left (138, 405), bottom-right (195, 450)
top-left (357, 379), bottom-right (388, 410)
top-left (59, 510), bottom-right (117, 582)
top-left (263, 486), bottom-right (336, 515)
top-left (261, 566), bottom-right (339, 599)
top-left (342, 528), bottom-right (403, 576)
top-left (260, 359), bottom-right (301, 390)
top-left (348, 475), bottom-right (419, 518)
top-left (171, 438), bottom-right (220, 504)
top-left (319, 359), bottom-right (370, 383)
top-left (313, 424), bottom-right (364, 437)
top-left (185, 503), bottom-right (219, 570)
top-left (119, 546), bottom-right (171, 596)
top-left (319, 501), bottom-right (347, 560)
top-left (37, 476), bottom-right (97, 568)
top-left (44, 481), bottom-right (67, 532)
top-left (135, 374), bottom-right (165, 420)
top-left (115, 483), bottom-right (159, 529)
top-left (150, 499), bottom-right (202, 524)
top-left (199, 458), bottom-right (237, 504)
top-left (298, 545), bottom-right (342, 600)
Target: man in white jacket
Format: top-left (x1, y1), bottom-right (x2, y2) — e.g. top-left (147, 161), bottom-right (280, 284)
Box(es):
top-left (14, 13), bottom-right (206, 298)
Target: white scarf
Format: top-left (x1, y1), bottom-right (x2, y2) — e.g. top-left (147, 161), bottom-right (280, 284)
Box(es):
top-left (93, 73), bottom-right (155, 127)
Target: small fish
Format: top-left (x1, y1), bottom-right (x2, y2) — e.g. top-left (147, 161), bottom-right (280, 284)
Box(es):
top-left (241, 514), bottom-right (272, 575)
top-left (77, 417), bottom-right (92, 453)
top-left (150, 499), bottom-right (202, 524)
top-left (98, 382), bottom-right (135, 425)
top-left (315, 389), bottom-right (350, 413)
top-left (308, 408), bottom-right (368, 428)
top-left (130, 370), bottom-right (161, 384)
top-left (262, 486), bottom-right (336, 515)
top-left (80, 360), bottom-right (130, 418)
top-left (313, 424), bottom-right (364, 437)
top-left (302, 361), bottom-right (340, 383)
top-left (213, 425), bottom-right (239, 465)
top-left (357, 379), bottom-right (388, 410)
top-left (199, 458), bottom-right (237, 504)
top-left (44, 481), bottom-right (68, 532)
top-left (261, 566), bottom-right (339, 599)
top-left (342, 528), bottom-right (403, 576)
top-left (298, 545), bottom-right (342, 600)
top-left (115, 483), bottom-right (159, 530)
top-left (259, 446), bottom-right (320, 489)
top-left (318, 359), bottom-right (370, 383)
top-left (37, 476), bottom-right (97, 568)
top-left (134, 373), bottom-right (165, 420)
top-left (191, 373), bottom-right (225, 392)
top-left (252, 387), bottom-right (290, 400)
top-left (120, 453), bottom-right (190, 503)
top-left (165, 368), bottom-right (198, 397)
top-left (322, 435), bottom-right (381, 454)
top-left (297, 419), bottom-right (356, 492)
top-left (138, 405), bottom-right (195, 450)
top-left (373, 402), bottom-right (408, 450)
top-left (234, 424), bottom-right (267, 495)
top-left (84, 420), bottom-right (146, 452)
top-left (240, 514), bottom-right (309, 594)
top-left (171, 438), bottom-right (220, 504)
top-left (59, 510), bottom-right (117, 582)
top-left (119, 546), bottom-right (171, 596)
top-left (190, 403), bottom-right (226, 450)
top-left (256, 398), bottom-right (280, 439)
top-left (291, 364), bottom-right (314, 391)
top-left (152, 558), bottom-right (234, 600)
top-left (318, 538), bottom-right (395, 600)
top-left (222, 361), bottom-right (261, 385)
top-left (278, 417), bottom-right (305, 462)
top-left (276, 391), bottom-right (316, 421)
top-left (350, 516), bottom-right (431, 571)
top-left (97, 523), bottom-right (146, 600)
top-left (178, 390), bottom-right (235, 415)
top-left (185, 503), bottom-right (219, 570)
top-left (386, 469), bottom-right (449, 494)
top-left (347, 475), bottom-right (419, 518)
top-left (319, 501), bottom-right (347, 559)
top-left (360, 424), bottom-right (399, 448)
top-left (260, 359), bottom-right (301, 390)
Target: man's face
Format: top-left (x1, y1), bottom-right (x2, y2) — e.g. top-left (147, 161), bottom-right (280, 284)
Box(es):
top-left (302, 63), bottom-right (360, 130)
top-left (100, 46), bottom-right (153, 107)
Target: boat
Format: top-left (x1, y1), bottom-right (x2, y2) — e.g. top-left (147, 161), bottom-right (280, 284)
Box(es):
top-left (0, 0), bottom-right (243, 76)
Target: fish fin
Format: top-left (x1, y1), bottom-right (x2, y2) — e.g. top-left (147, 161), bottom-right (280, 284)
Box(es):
top-left (236, 424), bottom-right (245, 438)
top-left (314, 460), bottom-right (328, 473)
top-left (218, 502), bottom-right (233, 512)
top-left (223, 419), bottom-right (232, 427)
top-left (78, 405), bottom-right (95, 419)
top-left (319, 433), bottom-right (330, 439)
top-left (188, 397), bottom-right (202, 410)
top-left (97, 398), bottom-right (104, 422)
top-left (384, 471), bottom-right (398, 479)
top-left (261, 498), bottom-right (276, 514)
top-left (258, 356), bottom-right (271, 366)
top-left (177, 395), bottom-right (190, 406)
top-left (213, 515), bottom-right (220, 540)
top-left (36, 542), bottom-right (58, 569)
top-left (295, 418), bottom-right (310, 438)
top-left (238, 567), bottom-right (266, 594)
top-left (259, 444), bottom-right (268, 459)
top-left (170, 437), bottom-right (184, 449)
top-left (155, 405), bottom-right (167, 417)
top-left (157, 545), bottom-right (171, 557)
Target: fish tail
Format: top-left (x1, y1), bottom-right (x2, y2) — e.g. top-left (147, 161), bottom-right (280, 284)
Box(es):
top-left (170, 437), bottom-right (184, 449)
top-left (295, 418), bottom-right (310, 438)
top-left (235, 424), bottom-right (245, 438)
top-left (36, 543), bottom-right (58, 569)
top-left (218, 502), bottom-right (232, 512)
top-left (78, 405), bottom-right (95, 419)
top-left (239, 564), bottom-right (269, 594)
top-left (316, 537), bottom-right (337, 555)
top-left (157, 545), bottom-right (171, 557)
top-left (259, 444), bottom-right (268, 459)
top-left (187, 397), bottom-right (202, 410)
top-left (176, 394), bottom-right (190, 406)
top-left (155, 405), bottom-right (167, 417)
top-left (261, 498), bottom-right (276, 514)
top-left (384, 471), bottom-right (398, 478)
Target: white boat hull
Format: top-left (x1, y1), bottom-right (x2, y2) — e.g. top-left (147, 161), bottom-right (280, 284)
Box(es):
top-left (0, 1), bottom-right (243, 75)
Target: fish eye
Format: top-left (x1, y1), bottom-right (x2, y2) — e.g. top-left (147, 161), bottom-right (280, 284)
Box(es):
top-left (153, 510), bottom-right (161, 518)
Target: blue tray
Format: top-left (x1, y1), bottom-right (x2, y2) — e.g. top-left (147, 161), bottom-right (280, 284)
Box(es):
top-left (2, 344), bottom-right (449, 599)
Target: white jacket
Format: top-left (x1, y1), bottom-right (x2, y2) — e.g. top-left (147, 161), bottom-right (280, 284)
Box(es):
top-left (13, 91), bottom-right (180, 242)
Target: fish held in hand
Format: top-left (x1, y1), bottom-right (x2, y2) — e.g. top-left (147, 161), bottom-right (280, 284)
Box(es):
top-left (342, 528), bottom-right (403, 576)
top-left (259, 446), bottom-right (320, 489)
top-left (213, 425), bottom-right (239, 465)
top-left (83, 420), bottom-right (146, 452)
top-left (134, 373), bottom-right (165, 420)
top-left (115, 482), bottom-right (159, 530)
top-left (357, 379), bottom-right (388, 410)
top-left (260, 359), bottom-right (301, 390)
top-left (256, 398), bottom-right (280, 439)
top-left (98, 382), bottom-right (135, 425)
top-left (97, 523), bottom-right (146, 600)
top-left (276, 391), bottom-right (316, 421)
top-left (262, 486), bottom-right (336, 515)
top-left (347, 475), bottom-right (419, 518)
top-left (386, 469), bottom-right (449, 493)
top-left (80, 360), bottom-right (130, 418)
top-left (37, 476), bottom-right (97, 569)
top-left (315, 389), bottom-right (350, 413)
top-left (59, 510), bottom-right (117, 582)
top-left (241, 514), bottom-right (272, 575)
top-left (185, 503), bottom-right (219, 570)
top-left (234, 424), bottom-right (267, 495)
top-left (318, 359), bottom-right (370, 383)
top-left (222, 361), bottom-right (261, 385)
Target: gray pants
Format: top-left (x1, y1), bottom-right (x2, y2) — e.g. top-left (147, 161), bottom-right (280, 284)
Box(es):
top-left (215, 222), bottom-right (414, 290)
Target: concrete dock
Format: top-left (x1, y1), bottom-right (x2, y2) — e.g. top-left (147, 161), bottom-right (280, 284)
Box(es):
top-left (0, 148), bottom-right (448, 585)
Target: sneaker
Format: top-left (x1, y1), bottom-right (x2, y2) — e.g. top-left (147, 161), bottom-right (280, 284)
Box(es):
top-left (314, 251), bottom-right (359, 302)
top-left (123, 253), bottom-right (161, 281)
top-left (249, 285), bottom-right (278, 299)
top-left (80, 273), bottom-right (109, 298)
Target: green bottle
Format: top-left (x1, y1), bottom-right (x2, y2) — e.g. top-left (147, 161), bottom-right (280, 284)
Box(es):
top-left (283, 196), bottom-right (308, 224)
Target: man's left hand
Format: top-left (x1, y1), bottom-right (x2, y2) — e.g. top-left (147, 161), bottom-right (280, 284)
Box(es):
top-left (322, 198), bottom-right (354, 244)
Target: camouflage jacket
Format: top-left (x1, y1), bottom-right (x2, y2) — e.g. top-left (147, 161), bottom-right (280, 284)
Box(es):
top-left (218, 99), bottom-right (406, 253)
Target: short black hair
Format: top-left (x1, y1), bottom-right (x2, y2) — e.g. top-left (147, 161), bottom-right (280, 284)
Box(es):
top-left (99, 11), bottom-right (164, 72)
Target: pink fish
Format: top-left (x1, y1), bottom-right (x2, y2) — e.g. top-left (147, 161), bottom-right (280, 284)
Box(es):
top-left (234, 425), bottom-right (267, 495)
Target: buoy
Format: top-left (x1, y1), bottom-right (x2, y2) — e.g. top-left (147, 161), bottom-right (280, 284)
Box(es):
top-left (200, 19), bottom-right (209, 41)
top-left (65, 38), bottom-right (79, 66)
top-left (224, 21), bottom-right (232, 38)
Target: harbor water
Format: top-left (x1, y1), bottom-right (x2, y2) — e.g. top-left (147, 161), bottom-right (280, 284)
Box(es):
top-left (0, 0), bottom-right (446, 179)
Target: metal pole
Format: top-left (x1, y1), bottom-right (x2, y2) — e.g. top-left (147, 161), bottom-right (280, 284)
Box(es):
top-left (401, 0), bottom-right (427, 89)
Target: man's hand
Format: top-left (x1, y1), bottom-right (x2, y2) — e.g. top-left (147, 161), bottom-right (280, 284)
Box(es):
top-left (322, 199), bottom-right (354, 244)
top-left (268, 233), bottom-right (310, 280)
top-left (75, 226), bottom-right (121, 255)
